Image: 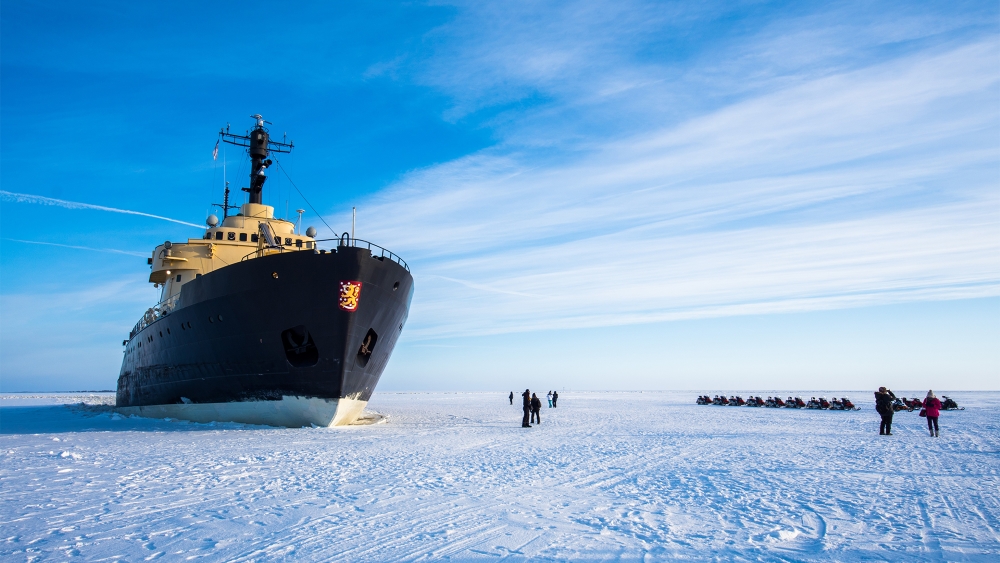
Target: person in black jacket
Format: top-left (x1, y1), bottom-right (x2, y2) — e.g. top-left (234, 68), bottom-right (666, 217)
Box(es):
top-left (552, 390), bottom-right (559, 408)
top-left (530, 393), bottom-right (542, 424)
top-left (875, 386), bottom-right (896, 435)
top-left (521, 389), bottom-right (532, 427)
top-left (509, 391), bottom-right (513, 405)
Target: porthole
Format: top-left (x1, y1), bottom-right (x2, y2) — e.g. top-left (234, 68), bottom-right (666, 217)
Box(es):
top-left (187, 321), bottom-right (192, 328)
top-left (209, 316), bottom-right (214, 323)
top-left (218, 315), bottom-right (223, 322)
top-left (272, 272), bottom-right (278, 279)
top-left (159, 331), bottom-right (162, 337)
top-left (167, 328), bottom-right (171, 335)
top-left (393, 281), bottom-right (399, 291)
top-left (227, 232), bottom-right (236, 241)
top-left (285, 238), bottom-right (292, 246)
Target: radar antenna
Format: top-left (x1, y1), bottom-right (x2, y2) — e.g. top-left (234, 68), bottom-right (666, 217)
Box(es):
top-left (212, 181), bottom-right (239, 219)
top-left (218, 115), bottom-right (293, 205)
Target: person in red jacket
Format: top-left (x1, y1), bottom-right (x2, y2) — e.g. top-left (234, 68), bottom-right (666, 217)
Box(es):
top-left (923, 390), bottom-right (942, 437)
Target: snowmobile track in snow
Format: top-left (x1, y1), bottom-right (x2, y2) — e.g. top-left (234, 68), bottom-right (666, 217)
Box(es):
top-left (2, 391), bottom-right (998, 561)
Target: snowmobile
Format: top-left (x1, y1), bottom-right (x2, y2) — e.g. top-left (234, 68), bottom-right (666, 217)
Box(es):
top-left (745, 396), bottom-right (764, 407)
top-left (805, 397), bottom-right (824, 409)
top-left (819, 397), bottom-right (831, 409)
top-left (696, 395), bottom-right (712, 405)
top-left (712, 395), bottom-right (728, 405)
top-left (772, 397), bottom-right (786, 408)
top-left (785, 397), bottom-right (805, 408)
top-left (891, 397), bottom-right (914, 412)
top-left (941, 396), bottom-right (965, 410)
top-left (828, 397), bottom-right (859, 411)
top-left (904, 397), bottom-right (923, 410)
top-left (728, 396), bottom-right (746, 406)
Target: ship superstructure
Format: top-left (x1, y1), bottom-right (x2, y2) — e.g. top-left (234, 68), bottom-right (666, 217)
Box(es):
top-left (116, 116), bottom-right (413, 427)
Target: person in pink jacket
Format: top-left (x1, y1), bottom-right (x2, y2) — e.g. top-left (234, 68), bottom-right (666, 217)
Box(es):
top-left (923, 390), bottom-right (942, 437)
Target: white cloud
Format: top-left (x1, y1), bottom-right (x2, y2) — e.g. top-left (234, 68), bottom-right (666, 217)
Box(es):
top-left (347, 35), bottom-right (999, 340)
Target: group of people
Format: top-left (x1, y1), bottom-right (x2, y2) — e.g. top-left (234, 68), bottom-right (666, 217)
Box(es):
top-left (875, 387), bottom-right (943, 437)
top-left (509, 389), bottom-right (558, 427)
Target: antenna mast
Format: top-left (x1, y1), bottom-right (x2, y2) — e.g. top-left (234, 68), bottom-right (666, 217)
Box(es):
top-left (219, 115), bottom-right (293, 205)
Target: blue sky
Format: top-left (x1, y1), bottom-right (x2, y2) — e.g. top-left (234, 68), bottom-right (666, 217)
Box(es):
top-left (1, 0), bottom-right (997, 392)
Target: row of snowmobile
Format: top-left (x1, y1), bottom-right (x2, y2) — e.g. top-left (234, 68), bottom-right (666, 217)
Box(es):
top-left (696, 395), bottom-right (965, 411)
top-left (696, 395), bottom-right (859, 410)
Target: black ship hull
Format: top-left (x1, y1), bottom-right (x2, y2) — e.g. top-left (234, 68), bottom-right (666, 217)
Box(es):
top-left (116, 246), bottom-right (412, 427)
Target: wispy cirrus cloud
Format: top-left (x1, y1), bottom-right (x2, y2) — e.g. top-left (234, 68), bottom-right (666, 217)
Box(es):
top-left (347, 10), bottom-right (999, 340)
top-left (3, 238), bottom-right (148, 257)
top-left (0, 190), bottom-right (204, 228)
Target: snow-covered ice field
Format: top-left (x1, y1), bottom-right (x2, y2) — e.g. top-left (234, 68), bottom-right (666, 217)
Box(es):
top-left (1, 391), bottom-right (998, 562)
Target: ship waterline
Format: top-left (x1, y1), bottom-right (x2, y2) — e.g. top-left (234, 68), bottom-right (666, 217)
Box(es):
top-left (116, 396), bottom-right (368, 427)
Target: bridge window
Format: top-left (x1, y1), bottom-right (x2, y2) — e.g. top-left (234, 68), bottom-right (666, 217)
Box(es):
top-left (239, 233), bottom-right (248, 242)
top-left (295, 239), bottom-right (302, 248)
top-left (306, 242), bottom-right (313, 249)
top-left (227, 232), bottom-right (236, 241)
top-left (215, 231), bottom-right (223, 240)
top-left (176, 274), bottom-right (181, 282)
top-left (204, 232), bottom-right (211, 240)
top-left (251, 234), bottom-right (259, 243)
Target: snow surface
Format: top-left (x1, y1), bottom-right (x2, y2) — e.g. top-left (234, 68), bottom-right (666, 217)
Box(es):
top-left (1, 391), bottom-right (998, 561)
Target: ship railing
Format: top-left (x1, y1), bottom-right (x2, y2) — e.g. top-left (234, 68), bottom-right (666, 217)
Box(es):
top-left (240, 245), bottom-right (286, 262)
top-left (128, 293), bottom-right (180, 340)
top-left (314, 235), bottom-right (410, 273)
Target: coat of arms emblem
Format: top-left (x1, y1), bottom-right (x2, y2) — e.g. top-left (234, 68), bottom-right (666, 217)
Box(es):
top-left (338, 281), bottom-right (363, 311)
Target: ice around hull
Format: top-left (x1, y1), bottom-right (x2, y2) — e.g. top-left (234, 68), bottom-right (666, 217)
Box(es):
top-left (116, 396), bottom-right (367, 427)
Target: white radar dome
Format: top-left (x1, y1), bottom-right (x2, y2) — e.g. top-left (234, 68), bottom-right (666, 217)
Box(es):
top-left (305, 226), bottom-right (317, 238)
top-left (206, 214), bottom-right (219, 227)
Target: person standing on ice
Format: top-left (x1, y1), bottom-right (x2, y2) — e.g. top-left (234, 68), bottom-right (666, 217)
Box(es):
top-left (552, 390), bottom-right (559, 407)
top-left (922, 390), bottom-right (942, 437)
top-left (875, 386), bottom-right (896, 435)
top-left (531, 393), bottom-right (542, 424)
top-left (509, 391), bottom-right (514, 405)
top-left (547, 391), bottom-right (553, 408)
top-left (521, 389), bottom-right (532, 427)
